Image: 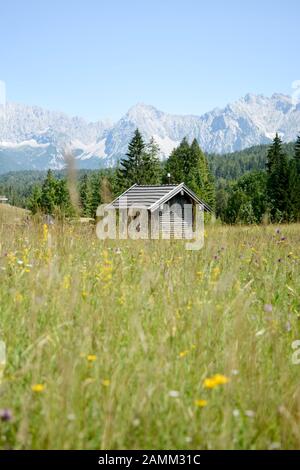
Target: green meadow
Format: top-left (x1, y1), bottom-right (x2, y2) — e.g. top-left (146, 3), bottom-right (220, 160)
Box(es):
top-left (0, 217), bottom-right (300, 449)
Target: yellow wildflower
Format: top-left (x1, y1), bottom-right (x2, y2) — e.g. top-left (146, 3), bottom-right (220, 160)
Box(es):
top-left (102, 379), bottom-right (110, 387)
top-left (42, 224), bottom-right (48, 243)
top-left (211, 266), bottom-right (221, 281)
top-left (203, 374), bottom-right (230, 389)
top-left (179, 350), bottom-right (189, 358)
top-left (87, 354), bottom-right (97, 362)
top-left (194, 399), bottom-right (208, 408)
top-left (31, 384), bottom-right (45, 393)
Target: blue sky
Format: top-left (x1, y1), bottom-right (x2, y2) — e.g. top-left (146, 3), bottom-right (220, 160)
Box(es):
top-left (0, 0), bottom-right (299, 121)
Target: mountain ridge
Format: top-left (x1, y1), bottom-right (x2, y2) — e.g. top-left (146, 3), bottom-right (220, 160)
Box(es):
top-left (0, 93), bottom-right (299, 174)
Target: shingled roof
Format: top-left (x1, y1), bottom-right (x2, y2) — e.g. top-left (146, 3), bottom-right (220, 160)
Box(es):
top-left (106, 183), bottom-right (211, 212)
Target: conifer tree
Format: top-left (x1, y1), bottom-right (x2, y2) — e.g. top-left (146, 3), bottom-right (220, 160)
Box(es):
top-left (117, 129), bottom-right (146, 189)
top-left (289, 135), bottom-right (300, 220)
top-left (165, 138), bottom-right (215, 208)
top-left (116, 130), bottom-right (162, 191)
top-left (100, 176), bottom-right (113, 204)
top-left (56, 179), bottom-right (74, 217)
top-left (189, 139), bottom-right (216, 208)
top-left (40, 169), bottom-right (57, 214)
top-left (28, 185), bottom-right (42, 214)
top-left (90, 172), bottom-right (102, 217)
top-left (165, 137), bottom-right (190, 184)
top-left (80, 174), bottom-right (93, 217)
top-left (266, 134), bottom-right (290, 221)
top-left (142, 137), bottom-right (162, 184)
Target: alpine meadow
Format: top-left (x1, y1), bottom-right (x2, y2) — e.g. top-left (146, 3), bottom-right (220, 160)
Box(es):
top-left (1, 0), bottom-right (300, 459)
top-left (1, 131), bottom-right (300, 450)
top-left (1, 216), bottom-right (300, 449)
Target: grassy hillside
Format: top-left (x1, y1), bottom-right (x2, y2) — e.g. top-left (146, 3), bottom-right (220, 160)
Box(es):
top-left (0, 203), bottom-right (30, 224)
top-left (0, 221), bottom-right (300, 449)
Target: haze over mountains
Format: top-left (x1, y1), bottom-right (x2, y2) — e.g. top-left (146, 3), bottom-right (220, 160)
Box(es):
top-left (0, 93), bottom-right (299, 174)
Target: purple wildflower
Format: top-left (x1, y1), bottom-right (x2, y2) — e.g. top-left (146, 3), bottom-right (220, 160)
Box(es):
top-left (0, 409), bottom-right (12, 422)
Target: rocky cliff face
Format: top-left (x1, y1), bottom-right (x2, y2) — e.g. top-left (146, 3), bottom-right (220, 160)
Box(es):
top-left (0, 93), bottom-right (299, 173)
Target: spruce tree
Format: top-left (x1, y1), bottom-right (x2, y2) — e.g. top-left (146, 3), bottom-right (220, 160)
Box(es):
top-left (40, 169), bottom-right (57, 214)
top-left (189, 139), bottom-right (216, 208)
top-left (295, 135), bottom-right (300, 165)
top-left (290, 135), bottom-right (300, 220)
top-left (165, 137), bottom-right (190, 184)
top-left (56, 179), bottom-right (74, 217)
top-left (117, 129), bottom-right (146, 190)
top-left (266, 134), bottom-right (290, 221)
top-left (80, 174), bottom-right (93, 217)
top-left (165, 138), bottom-right (215, 208)
top-left (90, 172), bottom-right (102, 217)
top-left (142, 137), bottom-right (162, 184)
top-left (28, 185), bottom-right (42, 214)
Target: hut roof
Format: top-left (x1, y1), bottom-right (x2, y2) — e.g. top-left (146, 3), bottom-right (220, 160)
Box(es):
top-left (106, 183), bottom-right (211, 212)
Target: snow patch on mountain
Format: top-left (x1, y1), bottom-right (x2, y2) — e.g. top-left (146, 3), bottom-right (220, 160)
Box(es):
top-left (0, 139), bottom-right (50, 149)
top-left (0, 92), bottom-right (299, 173)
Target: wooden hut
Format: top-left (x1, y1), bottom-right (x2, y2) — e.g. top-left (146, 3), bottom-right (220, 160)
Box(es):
top-left (106, 183), bottom-right (211, 239)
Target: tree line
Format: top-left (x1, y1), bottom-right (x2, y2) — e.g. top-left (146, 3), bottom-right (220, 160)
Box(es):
top-left (27, 128), bottom-right (216, 217)
top-left (2, 130), bottom-right (300, 224)
top-left (217, 134), bottom-right (300, 223)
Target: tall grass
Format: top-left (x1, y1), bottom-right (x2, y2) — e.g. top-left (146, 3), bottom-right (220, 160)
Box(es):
top-left (0, 219), bottom-right (300, 449)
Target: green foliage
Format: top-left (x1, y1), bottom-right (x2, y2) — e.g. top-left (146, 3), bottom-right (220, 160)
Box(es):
top-left (142, 137), bottom-right (162, 184)
top-left (165, 137), bottom-right (190, 184)
top-left (216, 137), bottom-right (300, 224)
top-left (209, 141), bottom-right (295, 181)
top-left (220, 171), bottom-right (268, 224)
top-left (289, 135), bottom-right (300, 220)
top-left (165, 138), bottom-right (216, 208)
top-left (117, 129), bottom-right (162, 190)
top-left (27, 169), bottom-right (74, 217)
top-left (39, 170), bottom-right (57, 214)
top-left (266, 134), bottom-right (290, 222)
top-left (89, 173), bottom-right (102, 217)
top-left (79, 174), bottom-right (93, 217)
top-left (28, 185), bottom-right (42, 214)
